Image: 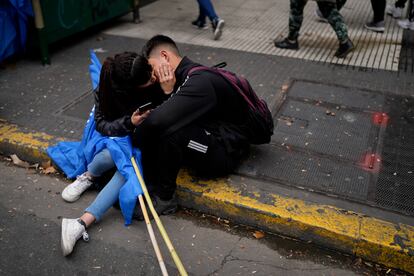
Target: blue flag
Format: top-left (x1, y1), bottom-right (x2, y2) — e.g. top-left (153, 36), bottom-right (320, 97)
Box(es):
top-left (0, 0), bottom-right (34, 62)
top-left (47, 51), bottom-right (143, 225)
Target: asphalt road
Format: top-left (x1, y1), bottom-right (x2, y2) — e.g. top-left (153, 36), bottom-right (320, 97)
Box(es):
top-left (0, 158), bottom-right (403, 276)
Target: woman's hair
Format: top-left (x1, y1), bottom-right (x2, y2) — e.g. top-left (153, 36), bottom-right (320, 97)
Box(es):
top-left (98, 52), bottom-right (152, 118)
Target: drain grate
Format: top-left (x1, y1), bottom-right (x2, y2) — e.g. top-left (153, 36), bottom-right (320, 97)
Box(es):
top-left (237, 145), bottom-right (372, 200)
top-left (238, 80), bottom-right (384, 202)
top-left (376, 95), bottom-right (414, 215)
top-left (237, 80), bottom-right (414, 216)
top-left (272, 99), bottom-right (379, 163)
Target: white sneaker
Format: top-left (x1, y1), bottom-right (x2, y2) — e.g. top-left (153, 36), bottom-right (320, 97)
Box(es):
top-left (398, 19), bottom-right (414, 30)
top-left (212, 18), bottom-right (225, 40)
top-left (386, 4), bottom-right (403, 18)
top-left (62, 172), bottom-right (93, 202)
top-left (61, 218), bottom-right (89, 256)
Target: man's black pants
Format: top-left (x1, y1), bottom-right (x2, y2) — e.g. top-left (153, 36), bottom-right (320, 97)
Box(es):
top-left (370, 0), bottom-right (386, 22)
top-left (140, 124), bottom-right (240, 200)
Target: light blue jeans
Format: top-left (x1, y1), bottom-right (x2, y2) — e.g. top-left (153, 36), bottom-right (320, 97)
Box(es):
top-left (85, 149), bottom-right (125, 221)
top-left (196, 0), bottom-right (219, 23)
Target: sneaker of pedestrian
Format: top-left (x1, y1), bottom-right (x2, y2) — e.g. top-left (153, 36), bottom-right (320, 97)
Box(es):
top-left (274, 37), bottom-right (299, 50)
top-left (314, 8), bottom-right (328, 23)
top-left (62, 172), bottom-right (93, 202)
top-left (386, 4), bottom-right (403, 18)
top-left (61, 218), bottom-right (89, 256)
top-left (133, 194), bottom-right (178, 221)
top-left (191, 19), bottom-right (208, 29)
top-left (364, 20), bottom-right (385, 33)
top-left (398, 19), bottom-right (414, 30)
top-left (212, 18), bottom-right (225, 40)
top-left (334, 39), bottom-right (354, 58)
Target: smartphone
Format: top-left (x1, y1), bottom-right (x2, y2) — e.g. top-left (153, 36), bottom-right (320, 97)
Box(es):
top-left (136, 102), bottom-right (153, 114)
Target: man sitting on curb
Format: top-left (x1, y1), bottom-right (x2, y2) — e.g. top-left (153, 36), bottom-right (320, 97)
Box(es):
top-left (132, 35), bottom-right (272, 218)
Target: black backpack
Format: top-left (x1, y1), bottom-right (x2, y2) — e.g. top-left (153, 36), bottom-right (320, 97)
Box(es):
top-left (188, 65), bottom-right (274, 144)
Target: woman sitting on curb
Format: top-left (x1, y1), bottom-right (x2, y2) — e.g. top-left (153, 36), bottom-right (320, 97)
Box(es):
top-left (61, 52), bottom-right (168, 256)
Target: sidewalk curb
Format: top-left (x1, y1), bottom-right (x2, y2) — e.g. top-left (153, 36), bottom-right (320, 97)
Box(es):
top-left (0, 120), bottom-right (413, 273)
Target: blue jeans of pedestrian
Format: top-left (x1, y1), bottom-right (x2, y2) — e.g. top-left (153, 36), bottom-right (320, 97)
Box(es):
top-left (85, 149), bottom-right (126, 221)
top-left (196, 0), bottom-right (218, 23)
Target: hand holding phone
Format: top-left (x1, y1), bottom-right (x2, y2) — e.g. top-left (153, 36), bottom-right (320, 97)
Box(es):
top-left (131, 102), bottom-right (153, 126)
top-left (136, 102), bottom-right (153, 114)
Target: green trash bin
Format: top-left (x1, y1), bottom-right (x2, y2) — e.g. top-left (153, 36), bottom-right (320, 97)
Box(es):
top-left (31, 0), bottom-right (140, 65)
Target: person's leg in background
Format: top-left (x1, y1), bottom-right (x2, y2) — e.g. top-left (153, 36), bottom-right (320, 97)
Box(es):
top-left (274, 0), bottom-right (307, 50)
top-left (61, 170), bottom-right (126, 256)
top-left (365, 0), bottom-right (386, 32)
top-left (197, 0), bottom-right (225, 40)
top-left (315, 0), bottom-right (347, 23)
top-left (62, 149), bottom-right (115, 202)
top-left (397, 0), bottom-right (414, 29)
top-left (318, 1), bottom-right (354, 58)
top-left (387, 0), bottom-right (407, 18)
top-left (192, 1), bottom-right (208, 29)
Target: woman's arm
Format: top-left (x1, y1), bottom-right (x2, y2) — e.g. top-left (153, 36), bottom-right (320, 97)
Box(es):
top-left (94, 90), bottom-right (135, 137)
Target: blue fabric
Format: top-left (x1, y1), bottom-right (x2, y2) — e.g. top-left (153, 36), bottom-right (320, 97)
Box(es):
top-left (47, 51), bottom-right (143, 225)
top-left (0, 0), bottom-right (33, 62)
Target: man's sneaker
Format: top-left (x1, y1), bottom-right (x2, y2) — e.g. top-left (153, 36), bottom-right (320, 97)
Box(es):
top-left (62, 172), bottom-right (93, 202)
top-left (61, 218), bottom-right (89, 256)
top-left (386, 4), bottom-right (403, 18)
top-left (274, 38), bottom-right (299, 50)
top-left (191, 19), bottom-right (208, 29)
top-left (212, 18), bottom-right (225, 40)
top-left (133, 194), bottom-right (178, 221)
top-left (315, 8), bottom-right (328, 23)
top-left (364, 21), bottom-right (385, 32)
top-left (398, 19), bottom-right (414, 30)
top-left (334, 39), bottom-right (354, 58)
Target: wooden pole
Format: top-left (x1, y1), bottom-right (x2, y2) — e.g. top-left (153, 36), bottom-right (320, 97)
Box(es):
top-left (131, 157), bottom-right (188, 276)
top-left (137, 195), bottom-right (169, 275)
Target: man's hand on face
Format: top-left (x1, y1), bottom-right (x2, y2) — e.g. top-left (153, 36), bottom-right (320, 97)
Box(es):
top-left (155, 62), bottom-right (175, 95)
top-left (131, 110), bottom-right (151, 126)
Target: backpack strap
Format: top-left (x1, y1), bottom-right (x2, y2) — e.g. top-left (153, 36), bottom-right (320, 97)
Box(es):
top-left (188, 66), bottom-right (256, 110)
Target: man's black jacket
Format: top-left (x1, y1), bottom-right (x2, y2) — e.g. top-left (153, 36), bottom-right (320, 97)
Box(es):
top-left (133, 57), bottom-right (250, 154)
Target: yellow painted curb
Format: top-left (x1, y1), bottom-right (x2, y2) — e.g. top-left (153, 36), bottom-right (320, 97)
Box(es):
top-left (0, 122), bottom-right (63, 162)
top-left (0, 120), bottom-right (413, 273)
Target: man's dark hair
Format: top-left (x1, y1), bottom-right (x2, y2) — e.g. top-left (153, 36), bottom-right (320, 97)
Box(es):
top-left (142, 35), bottom-right (180, 58)
top-left (130, 55), bottom-right (152, 86)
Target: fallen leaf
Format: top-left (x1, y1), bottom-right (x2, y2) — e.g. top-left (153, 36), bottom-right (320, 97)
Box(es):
top-left (10, 154), bottom-right (30, 168)
top-left (281, 84), bottom-right (289, 92)
top-left (44, 166), bottom-right (56, 174)
top-left (253, 231), bottom-right (265, 239)
top-left (41, 160), bottom-right (52, 169)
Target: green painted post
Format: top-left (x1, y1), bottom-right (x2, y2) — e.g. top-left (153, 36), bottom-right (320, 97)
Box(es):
top-left (133, 0), bottom-right (141, 24)
top-left (32, 0), bottom-right (50, 65)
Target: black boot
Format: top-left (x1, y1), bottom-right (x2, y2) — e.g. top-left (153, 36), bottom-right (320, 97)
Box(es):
top-left (133, 194), bottom-right (178, 221)
top-left (335, 39), bottom-right (354, 58)
top-left (274, 38), bottom-right (299, 50)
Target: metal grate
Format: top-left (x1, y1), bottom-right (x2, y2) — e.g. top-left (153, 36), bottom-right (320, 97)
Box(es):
top-left (376, 95), bottom-right (414, 215)
top-left (237, 145), bottom-right (372, 201)
top-left (272, 99), bottom-right (378, 163)
top-left (399, 29), bottom-right (414, 73)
